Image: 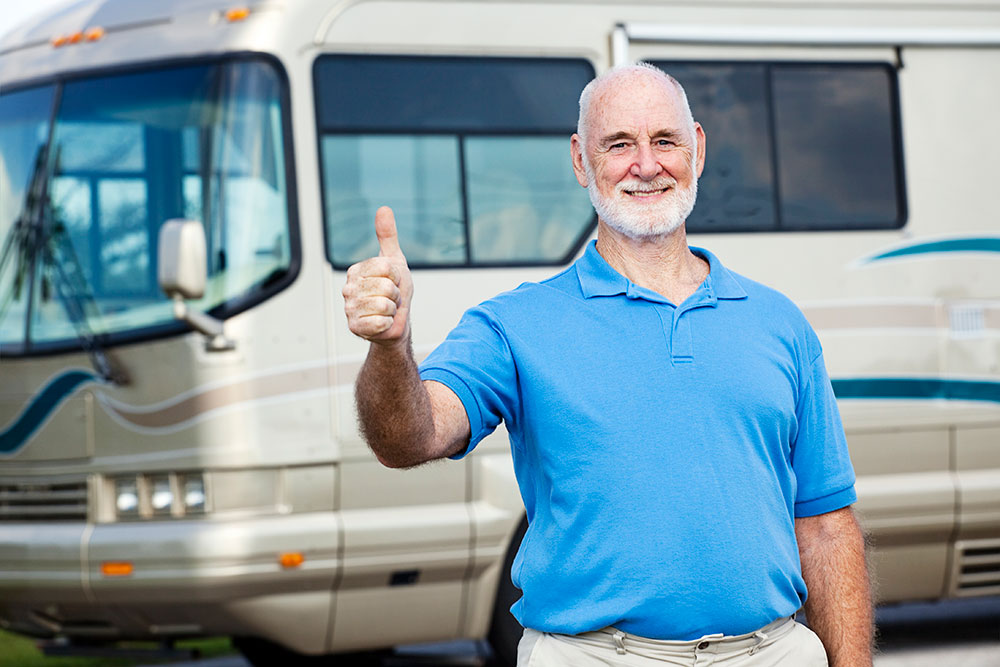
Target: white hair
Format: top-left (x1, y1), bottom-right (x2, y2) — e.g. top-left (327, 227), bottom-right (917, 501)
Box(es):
top-left (576, 62), bottom-right (696, 149)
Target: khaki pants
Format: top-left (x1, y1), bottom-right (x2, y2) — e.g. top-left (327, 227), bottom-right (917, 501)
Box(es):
top-left (517, 617), bottom-right (829, 666)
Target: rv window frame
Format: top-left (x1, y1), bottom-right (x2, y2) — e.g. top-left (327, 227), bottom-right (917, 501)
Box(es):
top-left (312, 53), bottom-right (598, 271)
top-left (651, 59), bottom-right (909, 234)
top-left (0, 52), bottom-right (302, 358)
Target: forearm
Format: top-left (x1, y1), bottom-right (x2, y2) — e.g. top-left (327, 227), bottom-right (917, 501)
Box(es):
top-left (796, 507), bottom-right (874, 667)
top-left (355, 334), bottom-right (436, 468)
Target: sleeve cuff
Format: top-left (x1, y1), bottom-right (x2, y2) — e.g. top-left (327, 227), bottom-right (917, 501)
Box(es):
top-left (419, 367), bottom-right (484, 460)
top-left (794, 484), bottom-right (857, 517)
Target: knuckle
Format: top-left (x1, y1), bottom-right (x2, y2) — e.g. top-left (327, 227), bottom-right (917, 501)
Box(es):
top-left (381, 277), bottom-right (400, 295)
top-left (362, 315), bottom-right (392, 336)
top-left (365, 296), bottom-right (396, 316)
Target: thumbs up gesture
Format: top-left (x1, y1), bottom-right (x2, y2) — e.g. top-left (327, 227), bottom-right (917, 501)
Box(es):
top-left (343, 206), bottom-right (414, 345)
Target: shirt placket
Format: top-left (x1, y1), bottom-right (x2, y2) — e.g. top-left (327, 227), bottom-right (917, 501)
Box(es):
top-left (671, 309), bottom-right (694, 365)
top-left (669, 285), bottom-right (717, 365)
top-left (631, 282), bottom-right (714, 366)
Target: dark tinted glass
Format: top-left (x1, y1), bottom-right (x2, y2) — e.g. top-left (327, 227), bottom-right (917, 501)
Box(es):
top-left (315, 56), bottom-right (592, 132)
top-left (665, 63), bottom-right (776, 232)
top-left (773, 67), bottom-right (900, 229)
top-left (654, 61), bottom-right (904, 233)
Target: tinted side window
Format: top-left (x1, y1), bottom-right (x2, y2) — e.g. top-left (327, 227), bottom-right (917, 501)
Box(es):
top-left (654, 61), bottom-right (905, 233)
top-left (314, 56), bottom-right (595, 268)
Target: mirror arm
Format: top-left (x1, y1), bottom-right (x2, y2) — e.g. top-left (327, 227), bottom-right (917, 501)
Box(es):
top-left (171, 295), bottom-right (235, 351)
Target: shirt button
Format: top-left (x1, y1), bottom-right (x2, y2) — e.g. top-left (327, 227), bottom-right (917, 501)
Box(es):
top-left (696, 641), bottom-right (710, 650)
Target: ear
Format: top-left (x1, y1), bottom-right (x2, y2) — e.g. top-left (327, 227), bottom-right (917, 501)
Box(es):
top-left (571, 134), bottom-right (589, 188)
top-left (694, 122), bottom-right (707, 178)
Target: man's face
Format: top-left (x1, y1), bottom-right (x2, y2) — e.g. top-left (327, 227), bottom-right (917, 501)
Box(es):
top-left (571, 73), bottom-right (706, 240)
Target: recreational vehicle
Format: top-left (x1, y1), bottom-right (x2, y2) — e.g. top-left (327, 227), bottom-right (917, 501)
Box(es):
top-left (1, 0), bottom-right (998, 663)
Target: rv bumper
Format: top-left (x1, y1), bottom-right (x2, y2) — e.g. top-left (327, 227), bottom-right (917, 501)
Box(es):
top-left (0, 514), bottom-right (339, 651)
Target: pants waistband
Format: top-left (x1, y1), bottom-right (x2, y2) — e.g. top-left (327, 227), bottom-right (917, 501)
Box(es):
top-left (552, 616), bottom-right (796, 657)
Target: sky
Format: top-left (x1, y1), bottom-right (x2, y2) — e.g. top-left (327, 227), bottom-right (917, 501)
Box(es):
top-left (0, 0), bottom-right (72, 43)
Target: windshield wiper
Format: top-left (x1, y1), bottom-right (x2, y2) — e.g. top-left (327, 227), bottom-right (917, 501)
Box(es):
top-left (0, 146), bottom-right (129, 385)
top-left (40, 218), bottom-right (130, 385)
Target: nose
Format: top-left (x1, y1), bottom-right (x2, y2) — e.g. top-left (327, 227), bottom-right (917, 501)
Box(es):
top-left (630, 142), bottom-right (662, 180)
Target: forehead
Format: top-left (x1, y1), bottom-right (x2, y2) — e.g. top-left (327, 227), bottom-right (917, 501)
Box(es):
top-left (587, 73), bottom-right (687, 138)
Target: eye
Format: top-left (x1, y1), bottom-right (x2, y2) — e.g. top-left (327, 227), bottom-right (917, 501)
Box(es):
top-left (656, 139), bottom-right (675, 147)
top-left (609, 142), bottom-right (628, 151)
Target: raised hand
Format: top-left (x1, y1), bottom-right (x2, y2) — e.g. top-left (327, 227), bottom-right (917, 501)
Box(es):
top-left (343, 206), bottom-right (414, 345)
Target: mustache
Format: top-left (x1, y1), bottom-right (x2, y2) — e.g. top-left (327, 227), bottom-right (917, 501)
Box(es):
top-left (616, 177), bottom-right (677, 194)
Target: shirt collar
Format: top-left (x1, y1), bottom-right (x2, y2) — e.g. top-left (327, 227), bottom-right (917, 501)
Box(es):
top-left (575, 240), bottom-right (748, 302)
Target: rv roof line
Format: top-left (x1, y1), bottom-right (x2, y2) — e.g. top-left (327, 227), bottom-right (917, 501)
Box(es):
top-left (618, 23), bottom-right (1000, 48)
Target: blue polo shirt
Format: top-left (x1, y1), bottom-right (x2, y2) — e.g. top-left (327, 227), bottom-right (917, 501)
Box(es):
top-left (419, 241), bottom-right (856, 640)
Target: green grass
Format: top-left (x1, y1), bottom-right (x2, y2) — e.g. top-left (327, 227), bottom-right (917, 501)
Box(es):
top-left (0, 629), bottom-right (234, 667)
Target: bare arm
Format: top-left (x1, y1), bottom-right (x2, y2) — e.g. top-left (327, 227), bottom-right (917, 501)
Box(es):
top-left (355, 335), bottom-right (469, 467)
top-left (344, 207), bottom-right (470, 468)
top-left (795, 506), bottom-right (874, 667)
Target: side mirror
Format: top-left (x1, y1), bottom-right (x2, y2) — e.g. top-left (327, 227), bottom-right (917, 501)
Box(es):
top-left (158, 219), bottom-right (206, 299)
top-left (157, 219), bottom-right (234, 351)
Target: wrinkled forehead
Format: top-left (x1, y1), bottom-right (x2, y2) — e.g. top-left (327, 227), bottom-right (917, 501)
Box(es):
top-left (585, 73), bottom-right (689, 140)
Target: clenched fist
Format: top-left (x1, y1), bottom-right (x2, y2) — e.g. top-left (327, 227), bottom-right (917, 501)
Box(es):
top-left (343, 206), bottom-right (413, 344)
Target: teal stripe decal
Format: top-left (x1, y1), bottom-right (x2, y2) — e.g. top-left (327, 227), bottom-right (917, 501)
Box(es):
top-left (0, 370), bottom-right (97, 454)
top-left (832, 378), bottom-right (1000, 404)
top-left (866, 237), bottom-right (1000, 263)
top-left (1, 375), bottom-right (994, 456)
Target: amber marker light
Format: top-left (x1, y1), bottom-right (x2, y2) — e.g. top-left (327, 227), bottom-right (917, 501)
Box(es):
top-left (85, 27), bottom-right (105, 41)
top-left (279, 552), bottom-right (304, 569)
top-left (101, 561), bottom-right (134, 577)
top-left (225, 7), bottom-right (251, 22)
top-left (67, 31), bottom-right (84, 44)
top-left (51, 35), bottom-right (68, 47)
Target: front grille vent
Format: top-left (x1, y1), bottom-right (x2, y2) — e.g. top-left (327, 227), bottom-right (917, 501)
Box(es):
top-left (0, 478), bottom-right (89, 521)
top-left (956, 541), bottom-right (1000, 595)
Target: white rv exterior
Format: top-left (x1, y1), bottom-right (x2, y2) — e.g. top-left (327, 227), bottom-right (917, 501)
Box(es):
top-left (0, 0), bottom-right (998, 662)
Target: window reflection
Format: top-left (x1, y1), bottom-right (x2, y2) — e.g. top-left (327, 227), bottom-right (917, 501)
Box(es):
top-left (323, 135), bottom-right (465, 267)
top-left (316, 55), bottom-right (594, 268)
top-left (0, 59), bottom-right (293, 351)
top-left (0, 85), bottom-right (55, 348)
top-left (466, 137), bottom-right (593, 262)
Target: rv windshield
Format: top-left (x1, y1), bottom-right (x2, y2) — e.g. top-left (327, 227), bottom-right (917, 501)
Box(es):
top-left (0, 58), bottom-right (293, 353)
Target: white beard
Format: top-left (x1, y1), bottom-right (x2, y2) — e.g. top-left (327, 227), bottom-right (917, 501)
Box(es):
top-left (584, 157), bottom-right (698, 240)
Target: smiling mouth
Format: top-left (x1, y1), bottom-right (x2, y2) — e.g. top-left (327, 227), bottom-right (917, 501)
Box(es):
top-left (624, 187), bottom-right (671, 198)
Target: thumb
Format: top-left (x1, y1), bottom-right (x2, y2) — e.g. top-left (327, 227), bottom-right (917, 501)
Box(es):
top-left (375, 206), bottom-right (403, 258)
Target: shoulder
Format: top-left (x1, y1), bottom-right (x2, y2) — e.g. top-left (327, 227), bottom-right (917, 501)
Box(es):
top-left (718, 264), bottom-right (823, 360)
top-left (475, 263), bottom-right (583, 318)
top-left (734, 272), bottom-right (806, 320)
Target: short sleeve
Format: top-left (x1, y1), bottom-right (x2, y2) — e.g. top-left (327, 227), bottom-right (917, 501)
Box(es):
top-left (791, 351), bottom-right (857, 516)
top-left (419, 305), bottom-right (518, 459)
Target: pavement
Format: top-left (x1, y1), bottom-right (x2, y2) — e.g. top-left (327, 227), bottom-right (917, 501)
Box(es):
top-left (873, 597), bottom-right (1000, 666)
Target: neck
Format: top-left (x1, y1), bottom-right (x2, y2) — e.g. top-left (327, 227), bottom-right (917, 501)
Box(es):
top-left (595, 220), bottom-right (709, 304)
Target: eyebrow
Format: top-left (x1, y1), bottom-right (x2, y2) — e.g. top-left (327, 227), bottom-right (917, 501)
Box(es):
top-left (652, 129), bottom-right (683, 141)
top-left (599, 131), bottom-right (634, 146)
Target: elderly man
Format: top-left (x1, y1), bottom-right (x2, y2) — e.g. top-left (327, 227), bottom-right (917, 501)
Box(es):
top-left (343, 63), bottom-right (873, 666)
